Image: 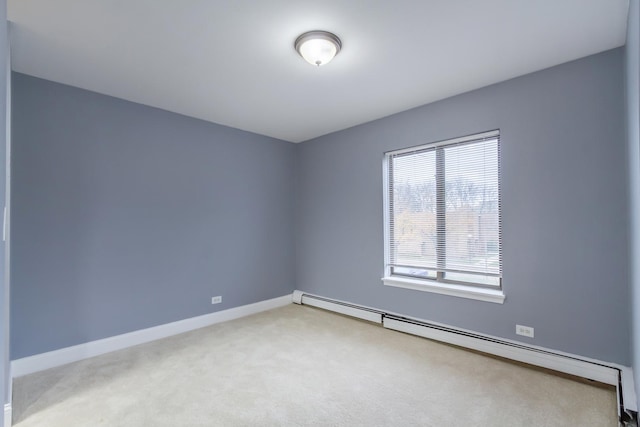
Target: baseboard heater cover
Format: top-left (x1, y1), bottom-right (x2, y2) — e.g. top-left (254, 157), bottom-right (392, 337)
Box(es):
top-left (383, 316), bottom-right (618, 384)
top-left (292, 290), bottom-right (383, 324)
top-left (292, 290), bottom-right (637, 424)
top-left (384, 315), bottom-right (637, 425)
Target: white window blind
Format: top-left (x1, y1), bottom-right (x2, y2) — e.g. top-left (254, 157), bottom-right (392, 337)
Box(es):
top-left (385, 130), bottom-right (501, 288)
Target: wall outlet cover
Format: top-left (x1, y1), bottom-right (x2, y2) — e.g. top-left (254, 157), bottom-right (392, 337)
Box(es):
top-left (516, 324), bottom-right (534, 338)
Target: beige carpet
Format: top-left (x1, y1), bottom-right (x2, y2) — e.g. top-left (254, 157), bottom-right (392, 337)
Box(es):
top-left (12, 304), bottom-right (617, 426)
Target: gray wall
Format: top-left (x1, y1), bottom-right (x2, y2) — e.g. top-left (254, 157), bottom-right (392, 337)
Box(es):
top-left (626, 0), bottom-right (640, 410)
top-left (9, 37), bottom-right (632, 372)
top-left (10, 73), bottom-right (295, 359)
top-left (0, 0), bottom-right (6, 423)
top-left (296, 48), bottom-right (630, 364)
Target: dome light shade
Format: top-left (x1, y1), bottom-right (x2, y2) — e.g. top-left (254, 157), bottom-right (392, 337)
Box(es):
top-left (295, 31), bottom-right (342, 67)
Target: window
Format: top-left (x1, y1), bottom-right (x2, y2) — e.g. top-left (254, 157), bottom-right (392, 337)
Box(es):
top-left (382, 130), bottom-right (504, 303)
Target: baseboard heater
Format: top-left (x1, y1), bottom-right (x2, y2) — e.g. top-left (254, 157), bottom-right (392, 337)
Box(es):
top-left (292, 290), bottom-right (384, 323)
top-left (292, 290), bottom-right (638, 425)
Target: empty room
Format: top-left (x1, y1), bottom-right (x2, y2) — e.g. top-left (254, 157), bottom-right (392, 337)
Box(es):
top-left (0, 0), bottom-right (639, 426)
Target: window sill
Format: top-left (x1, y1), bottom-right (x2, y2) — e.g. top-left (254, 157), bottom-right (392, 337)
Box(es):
top-left (381, 276), bottom-right (505, 304)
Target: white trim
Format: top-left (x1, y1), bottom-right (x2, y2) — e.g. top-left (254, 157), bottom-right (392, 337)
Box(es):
top-left (382, 276), bottom-right (505, 304)
top-left (11, 294), bottom-right (292, 378)
top-left (382, 151), bottom-right (391, 279)
top-left (4, 403), bottom-right (10, 427)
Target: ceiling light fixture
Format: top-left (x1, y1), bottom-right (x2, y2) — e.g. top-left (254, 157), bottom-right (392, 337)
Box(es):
top-left (294, 30), bottom-right (342, 67)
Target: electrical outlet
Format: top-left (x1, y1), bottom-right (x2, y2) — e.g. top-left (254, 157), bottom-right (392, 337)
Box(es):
top-left (211, 296), bottom-right (222, 304)
top-left (516, 324), bottom-right (534, 338)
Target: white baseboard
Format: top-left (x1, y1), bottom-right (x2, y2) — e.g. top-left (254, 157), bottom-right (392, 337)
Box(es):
top-left (11, 294), bottom-right (292, 378)
top-left (4, 403), bottom-right (11, 427)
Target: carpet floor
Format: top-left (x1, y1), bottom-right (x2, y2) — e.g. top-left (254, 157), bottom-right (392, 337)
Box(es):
top-left (12, 304), bottom-right (617, 426)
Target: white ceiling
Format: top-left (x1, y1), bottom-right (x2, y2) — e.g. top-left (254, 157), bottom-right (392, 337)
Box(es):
top-left (8, 0), bottom-right (629, 143)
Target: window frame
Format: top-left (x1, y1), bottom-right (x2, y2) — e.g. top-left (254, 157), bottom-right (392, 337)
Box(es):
top-left (382, 130), bottom-right (504, 304)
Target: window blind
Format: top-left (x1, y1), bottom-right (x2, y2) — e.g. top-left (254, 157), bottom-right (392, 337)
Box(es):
top-left (386, 130), bottom-right (501, 287)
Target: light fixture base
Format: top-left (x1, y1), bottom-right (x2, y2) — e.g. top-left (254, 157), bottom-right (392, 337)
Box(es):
top-left (294, 30), bottom-right (342, 67)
